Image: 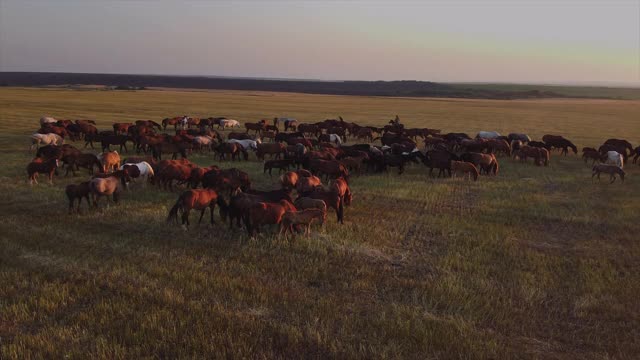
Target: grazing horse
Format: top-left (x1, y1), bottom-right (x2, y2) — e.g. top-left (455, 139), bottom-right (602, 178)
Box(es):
top-left (65, 182), bottom-right (91, 214)
top-left (279, 209), bottom-right (326, 239)
top-left (264, 159), bottom-right (295, 176)
top-left (451, 161), bottom-right (479, 181)
top-left (40, 116), bottom-right (58, 126)
top-left (542, 135), bottom-right (577, 156)
top-left (582, 149), bottom-right (603, 165)
top-left (99, 151), bottom-right (121, 173)
top-left (604, 151), bottom-right (624, 169)
top-left (89, 170), bottom-right (131, 207)
top-left (120, 161), bottom-right (155, 185)
top-left (219, 119), bottom-right (241, 129)
top-left (516, 146), bottom-right (550, 166)
top-left (280, 171), bottom-right (299, 190)
top-left (298, 188), bottom-right (344, 224)
top-left (215, 142), bottom-right (246, 161)
top-left (27, 158), bottom-right (59, 184)
top-left (64, 153), bottom-right (102, 176)
top-left (592, 164), bottom-right (625, 183)
top-left (166, 188), bottom-right (228, 227)
top-left (245, 122), bottom-right (266, 135)
top-left (30, 133), bottom-right (63, 151)
top-left (246, 200), bottom-right (295, 236)
top-left (296, 175), bottom-right (323, 194)
top-left (101, 135), bottom-right (132, 153)
top-left (461, 152), bottom-right (499, 175)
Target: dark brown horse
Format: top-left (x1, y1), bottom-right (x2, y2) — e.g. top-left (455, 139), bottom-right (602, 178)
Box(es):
top-left (542, 135), bottom-right (577, 156)
top-left (167, 188), bottom-right (228, 226)
top-left (298, 188), bottom-right (344, 224)
top-left (27, 158), bottom-right (59, 185)
top-left (65, 181), bottom-right (91, 214)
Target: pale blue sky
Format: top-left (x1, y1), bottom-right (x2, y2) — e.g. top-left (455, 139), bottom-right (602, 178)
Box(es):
top-left (1, 0), bottom-right (638, 85)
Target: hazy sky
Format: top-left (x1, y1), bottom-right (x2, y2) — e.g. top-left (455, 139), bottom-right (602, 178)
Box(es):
top-left (1, 0), bottom-right (638, 85)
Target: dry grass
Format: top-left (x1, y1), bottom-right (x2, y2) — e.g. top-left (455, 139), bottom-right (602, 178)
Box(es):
top-left (1, 87), bottom-right (639, 359)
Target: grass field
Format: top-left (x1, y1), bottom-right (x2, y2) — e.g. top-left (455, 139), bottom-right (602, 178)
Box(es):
top-left (451, 83), bottom-right (640, 100)
top-left (1, 87), bottom-right (639, 359)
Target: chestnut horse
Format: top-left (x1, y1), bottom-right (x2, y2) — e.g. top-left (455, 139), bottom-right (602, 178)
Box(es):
top-left (167, 188), bottom-right (228, 227)
top-left (27, 158), bottom-right (59, 184)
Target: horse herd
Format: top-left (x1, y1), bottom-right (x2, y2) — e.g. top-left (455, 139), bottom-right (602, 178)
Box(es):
top-left (27, 115), bottom-right (636, 238)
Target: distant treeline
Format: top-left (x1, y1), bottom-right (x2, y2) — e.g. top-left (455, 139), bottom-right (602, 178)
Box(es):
top-left (0, 72), bottom-right (573, 100)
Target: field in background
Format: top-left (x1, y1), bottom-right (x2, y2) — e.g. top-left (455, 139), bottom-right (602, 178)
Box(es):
top-left (452, 83), bottom-right (640, 100)
top-left (1, 88), bottom-right (639, 358)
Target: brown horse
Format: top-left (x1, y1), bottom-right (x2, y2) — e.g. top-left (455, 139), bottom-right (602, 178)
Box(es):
top-left (592, 164), bottom-right (625, 183)
top-left (100, 151), bottom-right (121, 173)
top-left (298, 188), bottom-right (344, 224)
top-left (256, 143), bottom-right (286, 160)
top-left (167, 188), bottom-right (228, 227)
top-left (460, 152), bottom-right (499, 175)
top-left (65, 181), bottom-right (91, 214)
top-left (296, 175), bottom-right (322, 193)
top-left (245, 122), bottom-right (266, 135)
top-left (64, 153), bottom-right (102, 176)
top-left (279, 209), bottom-right (325, 239)
top-left (247, 200), bottom-right (291, 236)
top-left (307, 159), bottom-right (349, 181)
top-left (451, 161), bottom-right (479, 181)
top-left (280, 171), bottom-right (299, 190)
top-left (330, 177), bottom-right (352, 206)
top-left (89, 170), bottom-right (131, 207)
top-left (27, 158), bottom-right (59, 185)
top-left (113, 123), bottom-right (134, 134)
top-left (542, 135), bottom-right (577, 156)
top-left (582, 150), bottom-right (603, 165)
top-left (516, 146), bottom-right (550, 166)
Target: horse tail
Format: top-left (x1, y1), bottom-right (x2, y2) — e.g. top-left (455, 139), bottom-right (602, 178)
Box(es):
top-left (166, 193), bottom-right (186, 224)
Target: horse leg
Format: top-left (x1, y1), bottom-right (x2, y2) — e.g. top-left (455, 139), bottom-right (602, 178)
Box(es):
top-left (198, 209), bottom-right (206, 224)
top-left (182, 209), bottom-right (190, 227)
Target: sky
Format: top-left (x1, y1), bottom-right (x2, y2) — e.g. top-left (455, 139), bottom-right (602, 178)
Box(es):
top-left (1, 0), bottom-right (638, 85)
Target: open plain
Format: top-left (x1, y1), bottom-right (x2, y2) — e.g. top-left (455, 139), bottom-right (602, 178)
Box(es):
top-left (1, 87), bottom-right (639, 358)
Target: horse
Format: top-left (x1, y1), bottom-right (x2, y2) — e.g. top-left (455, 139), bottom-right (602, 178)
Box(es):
top-left (215, 142), bottom-right (246, 161)
top-left (604, 139), bottom-right (633, 155)
top-left (151, 142), bottom-right (190, 161)
top-left (592, 164), bottom-right (625, 183)
top-left (30, 133), bottom-right (64, 151)
top-left (65, 182), bottom-right (91, 214)
top-left (244, 201), bottom-right (293, 237)
top-left (460, 152), bottom-right (499, 175)
top-left (451, 161), bottom-right (479, 181)
top-left (228, 138), bottom-right (260, 151)
top-left (280, 171), bottom-right (299, 190)
top-left (256, 143), bottom-right (286, 160)
top-left (166, 188), bottom-right (228, 227)
top-left (424, 150), bottom-right (459, 177)
top-left (89, 170), bottom-right (131, 207)
top-left (120, 161), bottom-right (154, 185)
top-left (218, 119), bottom-right (241, 130)
top-left (27, 158), bottom-right (59, 184)
top-left (245, 122), bottom-right (266, 135)
top-left (99, 151), bottom-right (121, 173)
top-left (279, 209), bottom-right (326, 239)
top-left (64, 153), bottom-right (102, 176)
top-left (476, 131), bottom-right (501, 140)
top-left (508, 133), bottom-right (531, 143)
top-left (264, 159), bottom-right (295, 176)
top-left (515, 146), bottom-right (550, 166)
top-left (192, 135), bottom-right (215, 152)
top-left (582, 149), bottom-right (603, 165)
top-left (298, 188), bottom-right (344, 224)
top-left (604, 151), bottom-right (624, 169)
top-left (113, 123), bottom-right (134, 134)
top-left (135, 120), bottom-right (162, 130)
top-left (542, 135), bottom-right (577, 156)
top-left (319, 134), bottom-right (343, 145)
top-left (307, 159), bottom-right (349, 181)
top-left (296, 175), bottom-right (322, 193)
top-left (101, 135), bottom-right (132, 153)
top-left (40, 116), bottom-right (58, 126)
top-left (330, 177), bottom-right (352, 206)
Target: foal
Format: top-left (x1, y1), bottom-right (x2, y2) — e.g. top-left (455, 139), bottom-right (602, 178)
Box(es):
top-left (592, 164), bottom-right (625, 184)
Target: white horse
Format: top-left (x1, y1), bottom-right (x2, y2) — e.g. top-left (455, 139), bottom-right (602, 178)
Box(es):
top-left (227, 138), bottom-right (261, 151)
top-left (30, 133), bottom-right (64, 151)
top-left (40, 116), bottom-right (58, 126)
top-left (476, 131), bottom-right (502, 140)
top-left (120, 161), bottom-right (154, 186)
top-left (328, 134), bottom-right (342, 145)
top-left (219, 119), bottom-right (241, 129)
top-left (604, 151), bottom-right (624, 169)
